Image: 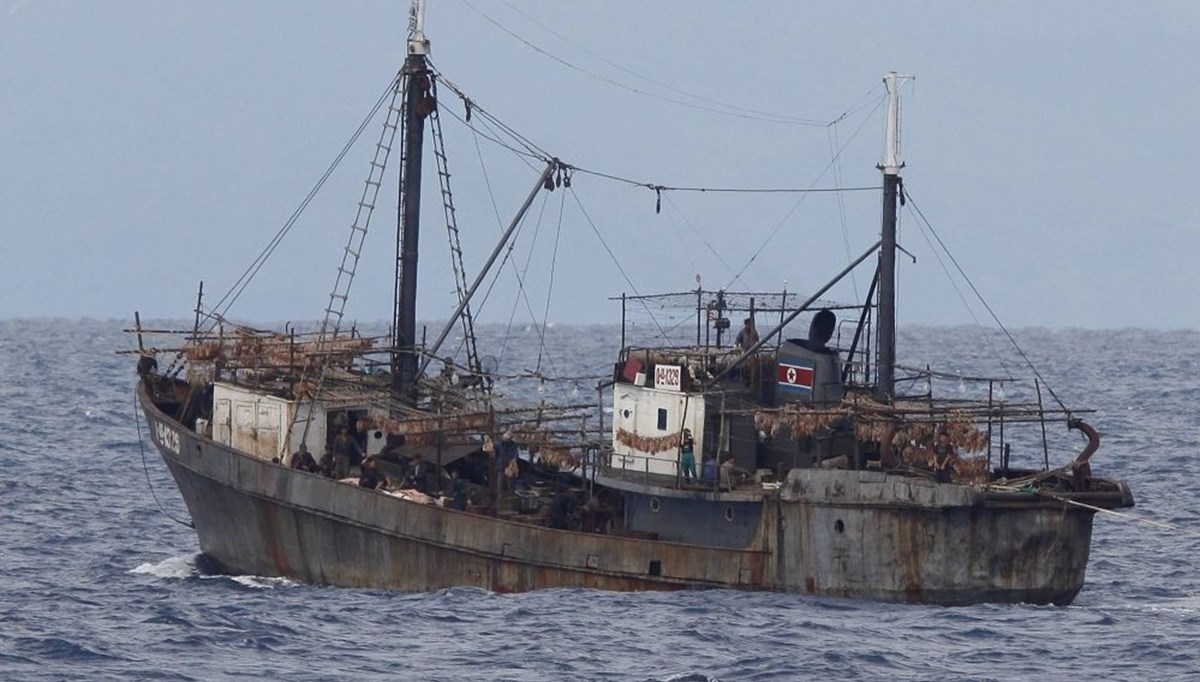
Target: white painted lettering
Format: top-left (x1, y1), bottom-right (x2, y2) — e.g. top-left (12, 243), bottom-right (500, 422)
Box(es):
top-left (154, 421), bottom-right (181, 455)
top-left (654, 364), bottom-right (683, 391)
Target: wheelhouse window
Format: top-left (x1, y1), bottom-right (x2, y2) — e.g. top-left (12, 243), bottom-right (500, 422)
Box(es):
top-left (657, 408), bottom-right (668, 430)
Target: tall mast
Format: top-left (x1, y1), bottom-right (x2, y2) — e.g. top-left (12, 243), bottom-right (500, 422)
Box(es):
top-left (875, 71), bottom-right (909, 403)
top-left (393, 0), bottom-right (431, 399)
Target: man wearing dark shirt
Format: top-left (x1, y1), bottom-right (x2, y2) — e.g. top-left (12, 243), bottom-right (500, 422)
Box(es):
top-left (291, 445), bottom-right (318, 473)
top-left (358, 456), bottom-right (387, 490)
top-left (332, 427), bottom-right (364, 479)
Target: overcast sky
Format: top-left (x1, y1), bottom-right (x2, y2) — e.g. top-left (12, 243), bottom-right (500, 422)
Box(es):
top-left (2, 1), bottom-right (1197, 330)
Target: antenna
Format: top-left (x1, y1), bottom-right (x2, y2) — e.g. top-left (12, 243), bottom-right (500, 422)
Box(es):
top-left (881, 72), bottom-right (913, 175)
top-left (875, 71), bottom-right (913, 402)
top-left (408, 0), bottom-right (430, 56)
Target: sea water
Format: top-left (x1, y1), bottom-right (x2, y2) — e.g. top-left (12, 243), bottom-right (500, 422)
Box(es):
top-left (1, 319), bottom-right (1198, 681)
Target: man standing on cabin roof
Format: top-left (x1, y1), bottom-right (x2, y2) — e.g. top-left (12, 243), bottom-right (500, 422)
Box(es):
top-left (735, 317), bottom-right (759, 350)
top-left (332, 428), bottom-right (363, 480)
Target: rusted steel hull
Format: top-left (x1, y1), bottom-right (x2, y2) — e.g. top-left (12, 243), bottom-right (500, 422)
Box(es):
top-left (140, 387), bottom-right (1105, 604)
top-left (773, 470), bottom-right (1096, 605)
top-left (143, 388), bottom-right (767, 592)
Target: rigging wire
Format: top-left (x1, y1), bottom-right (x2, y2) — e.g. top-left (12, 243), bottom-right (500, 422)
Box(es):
top-left (902, 187), bottom-right (1067, 411)
top-left (828, 121), bottom-right (859, 299)
top-left (659, 196), bottom-right (705, 280)
top-left (907, 202), bottom-right (1014, 380)
top-left (439, 67), bottom-right (874, 346)
top-left (1042, 493), bottom-right (1200, 540)
top-left (432, 67), bottom-right (552, 160)
top-left (663, 194), bottom-right (737, 278)
top-left (440, 107), bottom-right (559, 380)
top-left (723, 93), bottom-right (888, 290)
top-left (458, 0), bottom-right (828, 127)
top-left (570, 166), bottom-right (883, 194)
top-left (536, 189), bottom-right (567, 374)
top-left (472, 191), bottom-right (540, 363)
top-left (567, 186), bottom-right (669, 339)
top-left (439, 100), bottom-right (547, 163)
top-left (495, 0), bottom-right (835, 126)
top-left (430, 115), bottom-right (515, 370)
top-left (132, 387), bottom-right (195, 529)
top-left (498, 167), bottom-right (565, 380)
top-left (209, 73), bottom-right (401, 322)
top-left (433, 63), bottom-right (884, 198)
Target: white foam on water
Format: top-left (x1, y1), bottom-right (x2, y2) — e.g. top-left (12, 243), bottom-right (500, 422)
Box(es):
top-left (129, 554), bottom-right (198, 579)
top-left (1144, 594), bottom-right (1200, 615)
top-left (228, 574), bottom-right (300, 590)
top-left (225, 573), bottom-right (302, 588)
top-left (130, 554), bottom-right (299, 589)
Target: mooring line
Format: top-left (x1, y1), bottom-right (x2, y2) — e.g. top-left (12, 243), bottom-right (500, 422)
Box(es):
top-left (132, 386), bottom-right (195, 530)
top-left (1046, 493), bottom-right (1200, 539)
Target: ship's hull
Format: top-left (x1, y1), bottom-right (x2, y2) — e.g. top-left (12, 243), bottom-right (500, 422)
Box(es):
top-left (140, 386), bottom-right (1107, 605)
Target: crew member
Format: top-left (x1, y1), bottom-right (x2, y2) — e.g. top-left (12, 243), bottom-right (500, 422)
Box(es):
top-left (332, 427), bottom-right (364, 479)
top-left (679, 428), bottom-right (697, 481)
top-left (933, 431), bottom-right (958, 483)
top-left (735, 317), bottom-right (759, 350)
top-left (291, 445), bottom-right (318, 473)
top-left (358, 455), bottom-right (387, 490)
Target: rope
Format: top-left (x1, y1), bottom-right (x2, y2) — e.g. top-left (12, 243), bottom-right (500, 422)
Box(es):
top-left (432, 63), bottom-right (883, 198)
top-left (828, 121), bottom-right (859, 299)
top-left (535, 189), bottom-right (566, 374)
top-left (723, 93), bottom-right (888, 290)
top-left (432, 66), bottom-right (552, 160)
top-left (210, 72), bottom-right (401, 322)
top-left (1042, 492), bottom-right (1200, 539)
top-left (132, 386), bottom-right (195, 530)
top-left (495, 0), bottom-right (837, 127)
top-left (437, 90), bottom-right (548, 163)
top-left (568, 169), bottom-right (883, 195)
top-left (903, 188), bottom-right (1068, 412)
top-left (160, 73), bottom-right (403, 379)
top-left (568, 186), bottom-right (668, 339)
top-left (458, 0), bottom-right (828, 127)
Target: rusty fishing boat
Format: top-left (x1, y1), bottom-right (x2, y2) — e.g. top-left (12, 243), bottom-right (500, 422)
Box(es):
top-left (131, 2), bottom-right (1133, 605)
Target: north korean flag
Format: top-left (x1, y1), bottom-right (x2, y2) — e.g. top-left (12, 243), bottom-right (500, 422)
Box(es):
top-left (777, 359), bottom-right (814, 395)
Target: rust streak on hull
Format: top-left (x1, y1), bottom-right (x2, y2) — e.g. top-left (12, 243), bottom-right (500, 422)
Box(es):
top-left (141, 385), bottom-right (1106, 605)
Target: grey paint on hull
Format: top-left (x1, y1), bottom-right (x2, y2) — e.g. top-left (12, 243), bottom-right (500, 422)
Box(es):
top-left (141, 387), bottom-right (1097, 604)
top-left (623, 491), bottom-right (764, 547)
top-left (774, 470), bottom-right (1093, 604)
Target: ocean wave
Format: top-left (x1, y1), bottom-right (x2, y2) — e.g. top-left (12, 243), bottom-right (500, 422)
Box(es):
top-left (6, 322), bottom-right (1200, 680)
top-left (128, 554), bottom-right (300, 590)
top-left (129, 554), bottom-right (200, 580)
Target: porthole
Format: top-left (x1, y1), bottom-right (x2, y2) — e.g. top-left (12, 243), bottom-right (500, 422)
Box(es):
top-left (724, 506), bottom-right (735, 522)
top-left (650, 497), bottom-right (661, 513)
top-left (834, 519), bottom-right (845, 534)
top-left (373, 430), bottom-right (383, 440)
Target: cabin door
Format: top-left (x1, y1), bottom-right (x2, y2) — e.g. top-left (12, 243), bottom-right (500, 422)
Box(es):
top-left (615, 392), bottom-right (638, 467)
top-left (232, 402), bottom-right (256, 454)
top-left (256, 404), bottom-right (281, 460)
top-left (214, 398), bottom-right (232, 445)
